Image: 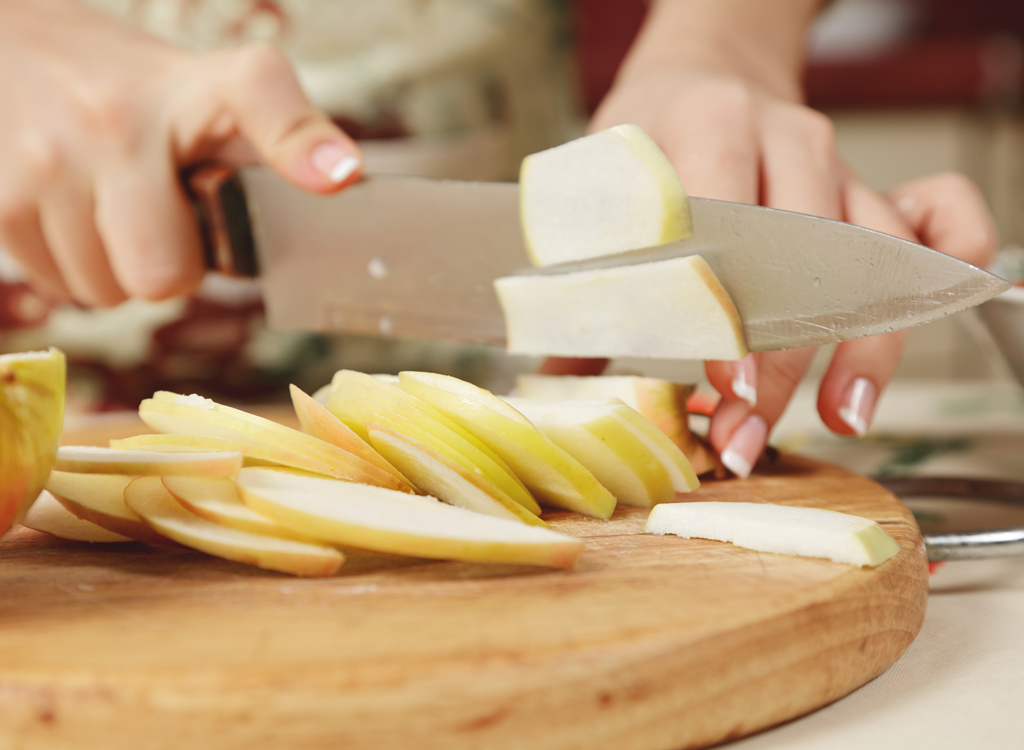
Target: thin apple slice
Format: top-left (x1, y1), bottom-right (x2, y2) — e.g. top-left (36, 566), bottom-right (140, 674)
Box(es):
top-left (53, 446), bottom-right (242, 477)
top-left (125, 476), bottom-right (344, 577)
top-left (515, 374), bottom-right (721, 476)
top-left (365, 424), bottom-right (547, 527)
top-left (236, 467), bottom-right (583, 568)
top-left (645, 502), bottom-right (902, 567)
top-left (520, 124), bottom-right (692, 267)
top-left (110, 433), bottom-right (342, 474)
top-left (327, 370), bottom-right (540, 515)
top-left (399, 372), bottom-right (616, 519)
top-left (21, 491), bottom-right (133, 543)
top-left (45, 471), bottom-right (167, 544)
top-left (289, 384), bottom-right (411, 486)
top-left (139, 392), bottom-right (414, 493)
top-left (504, 397), bottom-right (697, 507)
top-left (495, 255), bottom-right (748, 361)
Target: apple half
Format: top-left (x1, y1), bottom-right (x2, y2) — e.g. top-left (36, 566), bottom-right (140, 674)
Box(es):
top-left (21, 491), bottom-right (133, 543)
top-left (53, 446), bottom-right (243, 477)
top-left (45, 471), bottom-right (167, 544)
top-left (398, 372), bottom-right (616, 519)
top-left (495, 255), bottom-right (748, 361)
top-left (645, 502), bottom-right (902, 567)
top-left (515, 374), bottom-right (722, 476)
top-left (125, 476), bottom-right (344, 577)
top-left (236, 467), bottom-right (583, 568)
top-left (520, 124), bottom-right (692, 267)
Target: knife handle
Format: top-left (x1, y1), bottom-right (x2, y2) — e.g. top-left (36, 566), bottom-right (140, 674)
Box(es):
top-left (182, 163), bottom-right (260, 276)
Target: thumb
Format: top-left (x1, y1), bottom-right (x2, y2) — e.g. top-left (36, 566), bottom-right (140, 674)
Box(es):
top-left (201, 44), bottom-right (362, 193)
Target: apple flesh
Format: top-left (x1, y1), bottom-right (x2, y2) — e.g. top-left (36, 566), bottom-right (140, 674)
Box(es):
top-left (236, 467), bottom-right (583, 569)
top-left (53, 446), bottom-right (243, 477)
top-left (515, 374), bottom-right (722, 476)
top-left (124, 476), bottom-right (344, 577)
top-left (21, 491), bottom-right (132, 543)
top-left (109, 433), bottom-right (344, 474)
top-left (520, 124), bottom-right (692, 267)
top-left (44, 471), bottom-right (167, 544)
top-left (398, 372), bottom-right (616, 519)
top-left (645, 502), bottom-right (902, 567)
top-left (495, 255), bottom-right (748, 361)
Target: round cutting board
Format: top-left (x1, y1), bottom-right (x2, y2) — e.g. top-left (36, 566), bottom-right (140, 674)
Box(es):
top-left (0, 416), bottom-right (927, 750)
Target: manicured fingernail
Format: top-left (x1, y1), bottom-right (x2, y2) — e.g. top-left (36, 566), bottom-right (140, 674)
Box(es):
top-left (838, 377), bottom-right (877, 437)
top-left (720, 414), bottom-right (768, 479)
top-left (311, 143), bottom-right (360, 184)
top-left (731, 354), bottom-right (757, 407)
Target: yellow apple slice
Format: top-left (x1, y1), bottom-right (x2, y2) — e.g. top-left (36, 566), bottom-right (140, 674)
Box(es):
top-left (515, 374), bottom-right (721, 476)
top-left (161, 475), bottom-right (320, 540)
top-left (398, 372), bottom-right (616, 519)
top-left (495, 255), bottom-right (748, 361)
top-left (520, 124), bottom-right (692, 267)
top-left (109, 433), bottom-right (343, 474)
top-left (365, 424), bottom-right (547, 527)
top-left (53, 446), bottom-right (243, 477)
top-left (139, 392), bottom-right (414, 492)
top-left (21, 491), bottom-right (133, 543)
top-left (0, 348), bottom-right (66, 534)
top-left (645, 502), bottom-right (902, 567)
top-left (237, 467), bottom-right (583, 569)
top-left (45, 471), bottom-right (167, 544)
top-left (505, 397), bottom-right (698, 507)
top-left (125, 476), bottom-right (344, 577)
top-left (289, 384), bottom-right (411, 486)
top-left (327, 370), bottom-right (540, 515)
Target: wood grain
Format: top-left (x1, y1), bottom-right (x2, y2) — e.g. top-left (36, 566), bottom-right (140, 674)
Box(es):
top-left (0, 418), bottom-right (928, 750)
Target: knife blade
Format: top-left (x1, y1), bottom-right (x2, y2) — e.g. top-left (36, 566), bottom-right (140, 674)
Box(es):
top-left (187, 165), bottom-right (1009, 353)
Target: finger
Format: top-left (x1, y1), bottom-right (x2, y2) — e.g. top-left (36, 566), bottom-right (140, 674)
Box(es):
top-left (0, 201), bottom-right (72, 301)
top-left (705, 354), bottom-right (757, 407)
top-left (759, 105), bottom-right (843, 219)
top-left (38, 185), bottom-right (126, 307)
top-left (887, 172), bottom-right (998, 268)
top-left (94, 155), bottom-right (204, 301)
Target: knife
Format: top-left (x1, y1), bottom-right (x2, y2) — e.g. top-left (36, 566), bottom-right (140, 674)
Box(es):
top-left (185, 165), bottom-right (1010, 353)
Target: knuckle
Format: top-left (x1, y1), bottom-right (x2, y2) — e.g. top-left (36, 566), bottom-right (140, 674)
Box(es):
top-left (794, 109), bottom-right (837, 158)
top-left (19, 133), bottom-right (65, 184)
top-left (229, 43), bottom-right (293, 86)
top-left (73, 83), bottom-right (141, 144)
top-left (685, 79), bottom-right (758, 122)
top-left (760, 353), bottom-right (809, 390)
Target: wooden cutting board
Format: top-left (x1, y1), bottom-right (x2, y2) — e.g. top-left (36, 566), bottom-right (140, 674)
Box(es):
top-left (0, 414), bottom-right (928, 750)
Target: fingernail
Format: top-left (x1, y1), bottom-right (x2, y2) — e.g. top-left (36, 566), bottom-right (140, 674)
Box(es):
top-left (311, 143), bottom-right (360, 184)
top-left (838, 377), bottom-right (877, 437)
top-left (731, 354), bottom-right (757, 407)
top-left (720, 414), bottom-right (768, 479)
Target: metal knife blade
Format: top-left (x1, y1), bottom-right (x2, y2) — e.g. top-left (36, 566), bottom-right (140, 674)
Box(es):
top-left (194, 166), bottom-right (1009, 353)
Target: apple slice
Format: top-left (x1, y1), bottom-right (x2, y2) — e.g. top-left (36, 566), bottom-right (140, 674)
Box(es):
top-left (125, 476), bottom-right (344, 577)
top-left (139, 392), bottom-right (414, 492)
top-left (236, 467), bottom-right (583, 568)
top-left (161, 475), bottom-right (318, 540)
top-left (53, 446), bottom-right (243, 477)
top-left (515, 374), bottom-right (721, 476)
top-left (21, 491), bottom-right (133, 543)
top-left (495, 255), bottom-right (748, 361)
top-left (289, 384), bottom-right (411, 486)
top-left (365, 424), bottom-right (547, 527)
top-left (645, 502), bottom-right (902, 567)
top-left (520, 124), bottom-right (692, 267)
top-left (109, 433), bottom-right (343, 474)
top-left (326, 370), bottom-right (540, 515)
top-left (505, 397), bottom-right (698, 507)
top-left (45, 471), bottom-right (167, 544)
top-left (398, 372), bottom-right (616, 519)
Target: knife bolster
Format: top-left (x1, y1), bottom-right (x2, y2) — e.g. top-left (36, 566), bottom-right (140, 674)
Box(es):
top-left (183, 164), bottom-right (260, 277)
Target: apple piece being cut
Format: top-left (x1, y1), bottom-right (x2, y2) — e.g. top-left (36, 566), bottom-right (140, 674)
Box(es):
top-left (515, 374), bottom-right (722, 476)
top-left (125, 476), bottom-right (344, 577)
top-left (237, 467), bottom-right (584, 569)
top-left (645, 502), bottom-right (902, 567)
top-left (520, 124), bottom-right (692, 267)
top-left (326, 370), bottom-right (540, 516)
top-left (0, 348), bottom-right (66, 535)
top-left (398, 372), bottom-right (616, 519)
top-left (21, 491), bottom-right (132, 543)
top-left (495, 255), bottom-right (748, 361)
top-left (505, 397), bottom-right (699, 507)
top-left (45, 471), bottom-right (167, 544)
top-left (139, 392), bottom-right (413, 493)
top-left (53, 446), bottom-right (243, 477)
top-left (365, 424), bottom-right (546, 527)
top-left (162, 475), bottom-right (318, 540)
